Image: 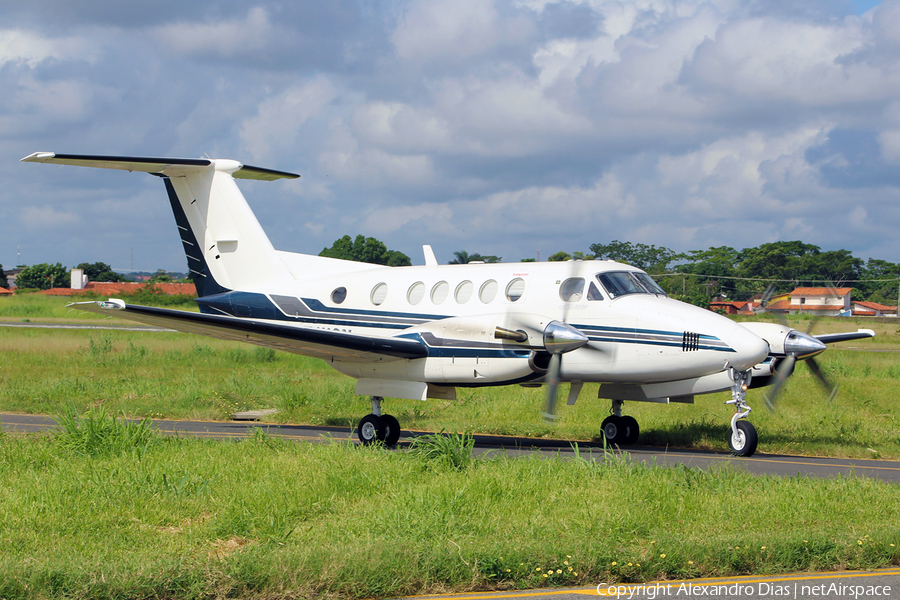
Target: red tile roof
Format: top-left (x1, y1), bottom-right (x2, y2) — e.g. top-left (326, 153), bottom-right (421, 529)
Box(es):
top-left (853, 300), bottom-right (897, 311)
top-left (791, 287), bottom-right (852, 296)
top-left (0, 287), bottom-right (12, 295)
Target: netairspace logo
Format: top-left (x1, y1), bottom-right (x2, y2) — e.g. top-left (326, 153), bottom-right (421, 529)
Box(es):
top-left (598, 582), bottom-right (892, 599)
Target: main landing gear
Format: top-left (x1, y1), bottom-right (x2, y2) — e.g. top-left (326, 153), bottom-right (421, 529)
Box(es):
top-left (726, 368), bottom-right (757, 457)
top-left (600, 399), bottom-right (640, 446)
top-left (357, 396), bottom-right (402, 446)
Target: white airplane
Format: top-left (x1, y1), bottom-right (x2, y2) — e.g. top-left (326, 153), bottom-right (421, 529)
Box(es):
top-left (22, 152), bottom-right (876, 457)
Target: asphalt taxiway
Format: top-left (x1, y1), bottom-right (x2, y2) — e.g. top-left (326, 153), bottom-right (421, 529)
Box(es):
top-left (3, 412), bottom-right (899, 482)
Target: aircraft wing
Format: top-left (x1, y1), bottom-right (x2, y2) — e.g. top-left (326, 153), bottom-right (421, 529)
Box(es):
top-left (814, 329), bottom-right (875, 345)
top-left (70, 301), bottom-right (427, 361)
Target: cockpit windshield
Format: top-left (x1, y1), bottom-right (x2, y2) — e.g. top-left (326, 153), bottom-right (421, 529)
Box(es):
top-left (632, 272), bottom-right (667, 295)
top-left (597, 271), bottom-right (667, 299)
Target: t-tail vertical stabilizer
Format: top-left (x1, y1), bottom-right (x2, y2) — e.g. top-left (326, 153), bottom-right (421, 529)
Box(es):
top-left (21, 153), bottom-right (302, 296)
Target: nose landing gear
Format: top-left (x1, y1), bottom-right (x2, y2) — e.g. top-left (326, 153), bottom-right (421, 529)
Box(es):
top-left (726, 368), bottom-right (757, 457)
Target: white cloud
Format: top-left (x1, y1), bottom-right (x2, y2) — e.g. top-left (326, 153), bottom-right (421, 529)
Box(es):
top-left (0, 29), bottom-right (97, 67)
top-left (392, 0), bottom-right (534, 66)
top-left (878, 129), bottom-right (900, 163)
top-left (151, 7), bottom-right (274, 57)
top-left (20, 206), bottom-right (81, 229)
top-left (239, 76), bottom-right (336, 162)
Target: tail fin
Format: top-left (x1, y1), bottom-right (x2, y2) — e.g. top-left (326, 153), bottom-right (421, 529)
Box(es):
top-left (21, 153), bottom-right (300, 296)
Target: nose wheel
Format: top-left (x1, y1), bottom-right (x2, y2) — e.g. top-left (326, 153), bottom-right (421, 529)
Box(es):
top-left (356, 396), bottom-right (402, 446)
top-left (726, 368), bottom-right (758, 457)
top-left (727, 420), bottom-right (757, 456)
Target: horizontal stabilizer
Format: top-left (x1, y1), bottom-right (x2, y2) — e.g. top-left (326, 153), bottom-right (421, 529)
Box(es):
top-left (70, 301), bottom-right (427, 361)
top-left (20, 152), bottom-right (300, 181)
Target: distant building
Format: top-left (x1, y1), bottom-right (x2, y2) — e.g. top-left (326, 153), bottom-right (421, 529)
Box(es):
top-left (765, 287), bottom-right (853, 317)
top-left (4, 268), bottom-right (23, 289)
top-left (709, 300), bottom-right (753, 315)
top-left (851, 300), bottom-right (898, 318)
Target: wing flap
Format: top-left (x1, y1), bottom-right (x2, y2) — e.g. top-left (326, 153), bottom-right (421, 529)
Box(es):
top-left (70, 302), bottom-right (426, 361)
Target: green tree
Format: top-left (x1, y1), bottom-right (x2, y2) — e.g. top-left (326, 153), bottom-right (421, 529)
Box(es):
top-left (674, 246), bottom-right (740, 299)
top-left (861, 259), bottom-right (900, 303)
top-left (548, 251), bottom-right (572, 262)
top-left (76, 262), bottom-right (122, 283)
top-left (448, 251), bottom-right (501, 264)
top-left (16, 263), bottom-right (69, 290)
top-left (148, 269), bottom-right (173, 284)
top-left (589, 240), bottom-right (677, 272)
top-left (736, 241), bottom-right (820, 289)
top-left (319, 235), bottom-right (411, 266)
top-left (0, 264), bottom-right (7, 288)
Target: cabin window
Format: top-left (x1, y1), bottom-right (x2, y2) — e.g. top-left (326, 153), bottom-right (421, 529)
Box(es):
top-left (407, 282), bottom-right (425, 305)
top-left (455, 280), bottom-right (474, 304)
top-left (331, 287), bottom-right (347, 304)
top-left (431, 281), bottom-right (449, 304)
top-left (370, 283), bottom-right (388, 306)
top-left (587, 281), bottom-right (604, 301)
top-left (479, 280), bottom-right (498, 303)
top-left (559, 277), bottom-right (585, 302)
top-left (506, 278), bottom-right (525, 302)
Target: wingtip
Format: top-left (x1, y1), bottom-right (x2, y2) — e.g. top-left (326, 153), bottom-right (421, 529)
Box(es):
top-left (21, 152), bottom-right (56, 163)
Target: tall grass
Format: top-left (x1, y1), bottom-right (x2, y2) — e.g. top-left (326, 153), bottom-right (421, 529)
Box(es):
top-left (408, 430), bottom-right (475, 470)
top-left (53, 406), bottom-right (157, 458)
top-left (0, 432), bottom-right (897, 599)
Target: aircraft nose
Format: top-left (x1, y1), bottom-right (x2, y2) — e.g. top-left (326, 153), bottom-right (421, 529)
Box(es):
top-left (727, 324), bottom-right (770, 371)
top-left (784, 330), bottom-right (827, 358)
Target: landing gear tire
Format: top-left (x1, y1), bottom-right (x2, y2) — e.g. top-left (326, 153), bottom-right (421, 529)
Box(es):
top-left (728, 420), bottom-right (758, 457)
top-left (602, 415), bottom-right (639, 446)
top-left (358, 414), bottom-right (385, 445)
top-left (621, 416), bottom-right (639, 445)
top-left (380, 414), bottom-right (401, 446)
top-left (601, 416), bottom-right (622, 445)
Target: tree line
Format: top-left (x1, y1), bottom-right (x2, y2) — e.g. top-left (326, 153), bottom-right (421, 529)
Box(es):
top-left (0, 262), bottom-right (182, 291)
top-left (448, 240), bottom-right (900, 306)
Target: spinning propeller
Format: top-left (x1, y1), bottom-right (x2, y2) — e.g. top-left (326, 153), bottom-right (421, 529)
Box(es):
top-left (762, 325), bottom-right (834, 411)
top-left (752, 285), bottom-right (838, 411)
top-left (493, 265), bottom-right (599, 421)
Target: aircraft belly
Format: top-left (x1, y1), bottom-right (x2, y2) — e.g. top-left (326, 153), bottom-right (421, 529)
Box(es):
top-left (332, 356), bottom-right (534, 384)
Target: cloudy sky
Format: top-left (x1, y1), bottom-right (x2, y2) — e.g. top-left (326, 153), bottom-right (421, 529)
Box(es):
top-left (2, 0), bottom-right (898, 273)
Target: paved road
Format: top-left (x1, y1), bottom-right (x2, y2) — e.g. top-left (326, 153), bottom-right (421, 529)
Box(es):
top-left (4, 413), bottom-right (899, 482)
top-left (405, 569), bottom-right (900, 600)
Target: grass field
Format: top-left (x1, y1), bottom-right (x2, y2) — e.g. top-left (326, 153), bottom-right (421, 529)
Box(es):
top-left (1, 293), bottom-right (899, 598)
top-left (0, 427), bottom-right (898, 599)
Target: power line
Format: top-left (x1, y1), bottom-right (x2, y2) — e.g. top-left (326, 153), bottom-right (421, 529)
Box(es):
top-left (652, 273), bottom-right (898, 284)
